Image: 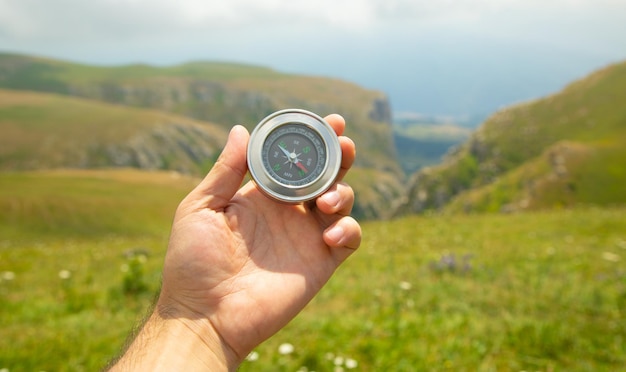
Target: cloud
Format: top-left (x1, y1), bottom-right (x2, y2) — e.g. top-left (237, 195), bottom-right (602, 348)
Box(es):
top-left (2, 0), bottom-right (625, 42)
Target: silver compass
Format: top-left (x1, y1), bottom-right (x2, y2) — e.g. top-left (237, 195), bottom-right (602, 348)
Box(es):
top-left (247, 109), bottom-right (342, 203)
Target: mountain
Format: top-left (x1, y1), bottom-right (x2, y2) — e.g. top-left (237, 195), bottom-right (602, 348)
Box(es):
top-left (0, 52), bottom-right (399, 172)
top-left (0, 53), bottom-right (405, 219)
top-left (398, 61), bottom-right (626, 214)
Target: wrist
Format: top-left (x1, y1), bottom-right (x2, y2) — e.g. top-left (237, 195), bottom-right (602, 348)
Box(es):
top-left (110, 302), bottom-right (240, 371)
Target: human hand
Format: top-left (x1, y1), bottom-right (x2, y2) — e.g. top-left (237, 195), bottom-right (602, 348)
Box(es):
top-left (110, 114), bottom-right (361, 371)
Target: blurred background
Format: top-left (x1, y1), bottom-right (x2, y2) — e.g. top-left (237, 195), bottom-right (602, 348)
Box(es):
top-left (1, 1), bottom-right (625, 370)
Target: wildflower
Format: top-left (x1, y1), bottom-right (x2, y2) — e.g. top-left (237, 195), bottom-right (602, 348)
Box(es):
top-left (58, 270), bottom-right (72, 280)
top-left (245, 351), bottom-right (259, 361)
top-left (399, 281), bottom-right (412, 291)
top-left (334, 356), bottom-right (344, 366)
top-left (278, 343), bottom-right (294, 355)
top-left (345, 358), bottom-right (358, 369)
top-left (1, 271), bottom-right (15, 281)
top-left (430, 253), bottom-right (474, 273)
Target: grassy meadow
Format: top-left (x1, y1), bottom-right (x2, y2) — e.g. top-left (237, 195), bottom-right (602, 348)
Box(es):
top-left (1, 170), bottom-right (625, 371)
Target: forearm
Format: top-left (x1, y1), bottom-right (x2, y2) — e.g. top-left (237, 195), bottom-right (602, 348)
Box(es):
top-left (107, 306), bottom-right (238, 371)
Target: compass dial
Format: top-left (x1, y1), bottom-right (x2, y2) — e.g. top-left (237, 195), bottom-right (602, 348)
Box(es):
top-left (262, 124), bottom-right (326, 187)
top-left (247, 109), bottom-right (341, 203)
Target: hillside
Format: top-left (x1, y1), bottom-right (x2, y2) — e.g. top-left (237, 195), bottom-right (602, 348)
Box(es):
top-left (0, 53), bottom-right (404, 219)
top-left (399, 60), bottom-right (626, 214)
top-left (0, 52), bottom-right (399, 173)
top-left (0, 89), bottom-right (228, 174)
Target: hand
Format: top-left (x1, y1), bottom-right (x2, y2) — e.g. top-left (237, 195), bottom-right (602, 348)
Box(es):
top-left (109, 114), bottom-right (361, 371)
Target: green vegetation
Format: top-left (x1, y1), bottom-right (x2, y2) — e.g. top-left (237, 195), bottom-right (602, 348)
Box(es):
top-left (0, 89), bottom-right (227, 173)
top-left (402, 60), bottom-right (626, 215)
top-left (1, 170), bottom-right (625, 371)
top-left (0, 169), bottom-right (197, 239)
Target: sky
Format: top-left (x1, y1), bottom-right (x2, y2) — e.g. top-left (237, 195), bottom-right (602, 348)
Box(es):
top-left (1, 0), bottom-right (626, 118)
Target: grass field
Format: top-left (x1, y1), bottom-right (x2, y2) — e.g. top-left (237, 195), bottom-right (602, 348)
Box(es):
top-left (1, 170), bottom-right (625, 371)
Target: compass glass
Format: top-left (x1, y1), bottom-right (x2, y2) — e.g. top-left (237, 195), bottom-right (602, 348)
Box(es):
top-left (262, 124), bottom-right (326, 187)
top-left (247, 109), bottom-right (341, 203)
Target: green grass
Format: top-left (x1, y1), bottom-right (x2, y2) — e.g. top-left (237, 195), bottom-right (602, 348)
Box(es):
top-left (1, 170), bottom-right (625, 371)
top-left (247, 208), bottom-right (626, 371)
top-left (0, 169), bottom-right (196, 239)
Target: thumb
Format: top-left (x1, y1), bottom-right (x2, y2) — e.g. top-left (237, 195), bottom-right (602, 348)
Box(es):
top-left (190, 125), bottom-right (250, 210)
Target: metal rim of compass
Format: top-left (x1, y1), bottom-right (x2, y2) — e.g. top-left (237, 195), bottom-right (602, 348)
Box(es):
top-left (247, 109), bottom-right (342, 203)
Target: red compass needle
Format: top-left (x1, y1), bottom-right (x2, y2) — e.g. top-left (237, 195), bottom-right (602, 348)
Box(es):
top-left (295, 160), bottom-right (308, 173)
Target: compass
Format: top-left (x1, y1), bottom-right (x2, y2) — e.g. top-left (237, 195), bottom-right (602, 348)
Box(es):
top-left (247, 109), bottom-right (342, 203)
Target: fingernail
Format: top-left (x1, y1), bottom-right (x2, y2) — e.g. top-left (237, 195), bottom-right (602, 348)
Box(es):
top-left (321, 190), bottom-right (340, 208)
top-left (326, 225), bottom-right (344, 245)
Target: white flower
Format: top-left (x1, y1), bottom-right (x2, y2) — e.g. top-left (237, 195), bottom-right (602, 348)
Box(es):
top-left (245, 351), bottom-right (259, 361)
top-left (399, 281), bottom-right (412, 290)
top-left (278, 343), bottom-right (294, 355)
top-left (1, 271), bottom-right (15, 281)
top-left (345, 358), bottom-right (358, 369)
top-left (58, 270), bottom-right (71, 280)
top-left (334, 356), bottom-right (344, 366)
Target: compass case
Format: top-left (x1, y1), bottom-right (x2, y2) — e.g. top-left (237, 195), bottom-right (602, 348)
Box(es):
top-left (247, 109), bottom-right (342, 203)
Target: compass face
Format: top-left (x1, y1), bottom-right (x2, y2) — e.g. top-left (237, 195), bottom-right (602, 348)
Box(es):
top-left (262, 124), bottom-right (326, 187)
top-left (247, 109), bottom-right (341, 203)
